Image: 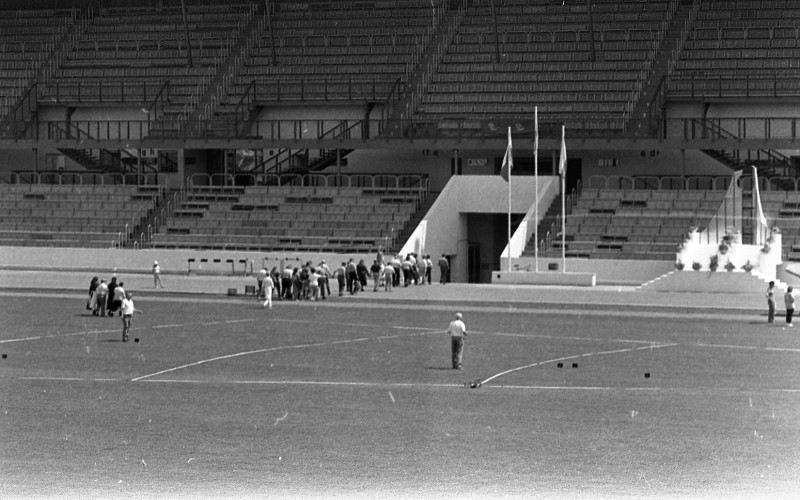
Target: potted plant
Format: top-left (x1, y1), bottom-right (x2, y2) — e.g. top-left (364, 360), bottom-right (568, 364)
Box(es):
top-left (724, 260), bottom-right (736, 272)
top-left (742, 260), bottom-right (754, 272)
top-left (676, 261), bottom-right (685, 271)
top-left (709, 255), bottom-right (719, 272)
top-left (692, 261), bottom-right (702, 271)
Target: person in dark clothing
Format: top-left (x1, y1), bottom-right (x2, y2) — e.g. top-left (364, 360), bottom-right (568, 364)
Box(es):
top-left (107, 276), bottom-right (118, 316)
top-left (356, 259), bottom-right (369, 293)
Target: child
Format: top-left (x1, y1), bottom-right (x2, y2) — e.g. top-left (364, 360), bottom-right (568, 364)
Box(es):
top-left (120, 292), bottom-right (143, 342)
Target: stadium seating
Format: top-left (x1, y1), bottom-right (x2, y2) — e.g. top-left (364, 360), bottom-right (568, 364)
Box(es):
top-left (669, 0), bottom-right (800, 98)
top-left (534, 188), bottom-right (725, 261)
top-left (151, 183), bottom-right (425, 253)
top-left (0, 183), bottom-right (162, 248)
top-left (415, 0), bottom-right (671, 132)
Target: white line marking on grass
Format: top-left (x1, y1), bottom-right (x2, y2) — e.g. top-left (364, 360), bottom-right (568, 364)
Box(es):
top-left (19, 377), bottom-right (122, 382)
top-left (151, 324), bottom-right (185, 329)
top-left (130, 331), bottom-right (432, 382)
top-left (482, 331), bottom-right (656, 345)
top-left (478, 343), bottom-right (679, 387)
top-left (0, 329), bottom-right (119, 344)
top-left (388, 391), bottom-right (395, 403)
top-left (274, 411), bottom-right (288, 426)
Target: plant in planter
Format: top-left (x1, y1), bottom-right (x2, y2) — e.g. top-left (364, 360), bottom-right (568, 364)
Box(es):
top-left (692, 261), bottom-right (702, 271)
top-left (676, 261), bottom-right (685, 271)
top-left (742, 260), bottom-right (754, 272)
top-left (724, 260), bottom-right (736, 272)
top-left (709, 255), bottom-right (719, 272)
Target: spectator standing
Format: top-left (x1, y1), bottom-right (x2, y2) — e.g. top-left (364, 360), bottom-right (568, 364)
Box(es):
top-left (785, 286), bottom-right (795, 327)
top-left (345, 259), bottom-right (358, 294)
top-left (107, 276), bottom-right (118, 315)
top-left (271, 267), bottom-right (282, 300)
top-left (308, 268), bottom-right (321, 301)
top-left (390, 254), bottom-right (402, 287)
top-left (318, 260), bottom-right (332, 297)
top-left (120, 292), bottom-right (143, 342)
top-left (333, 262), bottom-right (347, 296)
top-left (766, 281), bottom-right (776, 323)
top-left (88, 276), bottom-right (99, 313)
top-left (446, 312), bottom-right (468, 370)
top-left (402, 256), bottom-right (412, 287)
top-left (382, 264), bottom-right (395, 292)
top-left (370, 259), bottom-right (383, 292)
top-left (356, 259), bottom-right (369, 293)
top-left (425, 255), bottom-right (433, 284)
top-left (111, 282), bottom-right (126, 316)
top-left (282, 266), bottom-right (294, 300)
top-left (95, 279), bottom-right (109, 317)
top-left (153, 261), bottom-right (164, 288)
top-left (417, 256), bottom-right (427, 286)
top-left (438, 254), bottom-right (450, 284)
top-left (256, 267), bottom-right (268, 300)
top-left (262, 272), bottom-right (275, 309)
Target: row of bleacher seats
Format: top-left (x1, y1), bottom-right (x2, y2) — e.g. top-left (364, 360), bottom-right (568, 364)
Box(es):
top-left (152, 185), bottom-right (422, 253)
top-left (533, 188), bottom-right (725, 261)
top-left (0, 183), bottom-right (162, 249)
top-left (671, 0), bottom-right (800, 98)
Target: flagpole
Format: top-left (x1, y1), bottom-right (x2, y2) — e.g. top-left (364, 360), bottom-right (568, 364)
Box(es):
top-left (561, 125), bottom-right (566, 273)
top-left (508, 131), bottom-right (512, 272)
top-left (534, 106), bottom-right (539, 273)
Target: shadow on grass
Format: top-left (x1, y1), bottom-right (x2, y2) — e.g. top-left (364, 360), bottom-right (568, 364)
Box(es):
top-left (425, 366), bottom-right (457, 371)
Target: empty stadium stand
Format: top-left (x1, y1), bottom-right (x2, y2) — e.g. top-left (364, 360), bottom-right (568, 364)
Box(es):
top-left (150, 175), bottom-right (428, 253)
top-left (527, 185), bottom-right (726, 261)
top-left (0, 182), bottom-right (163, 248)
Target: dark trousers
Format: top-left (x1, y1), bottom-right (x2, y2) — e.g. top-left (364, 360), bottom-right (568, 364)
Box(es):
top-left (768, 300), bottom-right (775, 322)
top-left (451, 337), bottom-right (464, 369)
top-left (787, 308), bottom-right (794, 325)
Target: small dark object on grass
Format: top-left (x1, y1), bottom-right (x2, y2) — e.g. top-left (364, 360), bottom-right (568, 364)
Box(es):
top-left (557, 362), bottom-right (563, 368)
top-left (2, 354), bottom-right (6, 359)
top-left (645, 372), bottom-right (650, 378)
top-left (468, 379), bottom-right (482, 389)
top-left (572, 363), bottom-right (578, 368)
top-left (134, 338), bottom-right (139, 343)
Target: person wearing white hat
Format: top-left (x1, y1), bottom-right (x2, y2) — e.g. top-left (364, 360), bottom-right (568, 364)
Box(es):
top-left (446, 312), bottom-right (468, 369)
top-left (152, 261), bottom-right (164, 288)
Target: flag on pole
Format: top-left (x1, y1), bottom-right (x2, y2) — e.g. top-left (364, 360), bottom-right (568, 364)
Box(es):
top-left (500, 126), bottom-right (513, 182)
top-left (558, 126), bottom-right (567, 176)
top-left (752, 165), bottom-right (768, 226)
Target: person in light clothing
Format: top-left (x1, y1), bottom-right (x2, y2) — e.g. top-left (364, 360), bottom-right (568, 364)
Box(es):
top-left (766, 281), bottom-right (775, 323)
top-left (153, 261), bottom-right (164, 288)
top-left (446, 312), bottom-right (468, 369)
top-left (785, 286), bottom-right (795, 327)
top-left (262, 273), bottom-right (275, 309)
top-left (120, 292), bottom-right (143, 342)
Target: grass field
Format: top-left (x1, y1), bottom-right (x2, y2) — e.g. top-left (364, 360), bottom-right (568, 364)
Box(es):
top-left (1, 291), bottom-right (799, 499)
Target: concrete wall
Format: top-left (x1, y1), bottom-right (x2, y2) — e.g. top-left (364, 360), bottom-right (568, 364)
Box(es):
top-left (399, 175), bottom-right (547, 283)
top-left (0, 246), bottom-right (380, 278)
top-left (502, 257), bottom-right (675, 286)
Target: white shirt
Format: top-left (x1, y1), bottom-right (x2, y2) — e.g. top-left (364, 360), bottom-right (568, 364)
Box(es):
top-left (264, 276), bottom-right (274, 289)
top-left (447, 319), bottom-right (467, 338)
top-left (114, 286), bottom-right (126, 301)
top-left (121, 298), bottom-right (135, 315)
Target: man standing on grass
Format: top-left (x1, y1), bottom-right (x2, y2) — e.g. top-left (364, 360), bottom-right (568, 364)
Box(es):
top-left (785, 286), bottom-right (795, 327)
top-left (120, 292), bottom-right (143, 342)
top-left (446, 312), bottom-right (467, 370)
top-left (262, 272), bottom-right (275, 309)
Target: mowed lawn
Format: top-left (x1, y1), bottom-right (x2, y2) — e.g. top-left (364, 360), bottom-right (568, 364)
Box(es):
top-left (1, 293), bottom-right (799, 499)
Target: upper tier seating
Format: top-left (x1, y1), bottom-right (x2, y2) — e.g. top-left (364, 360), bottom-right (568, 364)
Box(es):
top-left (0, 183), bottom-right (162, 248)
top-left (151, 184), bottom-right (425, 253)
top-left (415, 0), bottom-right (670, 132)
top-left (39, 3), bottom-right (253, 125)
top-left (669, 0), bottom-right (800, 98)
top-left (0, 9), bottom-right (76, 118)
top-left (213, 0), bottom-right (435, 128)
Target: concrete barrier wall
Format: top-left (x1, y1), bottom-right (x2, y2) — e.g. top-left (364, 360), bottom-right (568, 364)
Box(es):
top-left (0, 246), bottom-right (380, 276)
top-left (502, 257), bottom-right (675, 286)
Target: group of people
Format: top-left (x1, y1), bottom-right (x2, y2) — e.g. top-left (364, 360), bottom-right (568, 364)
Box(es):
top-left (254, 253), bottom-right (452, 306)
top-left (87, 274), bottom-right (142, 342)
top-left (766, 281), bottom-right (796, 326)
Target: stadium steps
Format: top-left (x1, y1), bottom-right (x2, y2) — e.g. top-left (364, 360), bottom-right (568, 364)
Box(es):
top-left (521, 194), bottom-right (564, 258)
